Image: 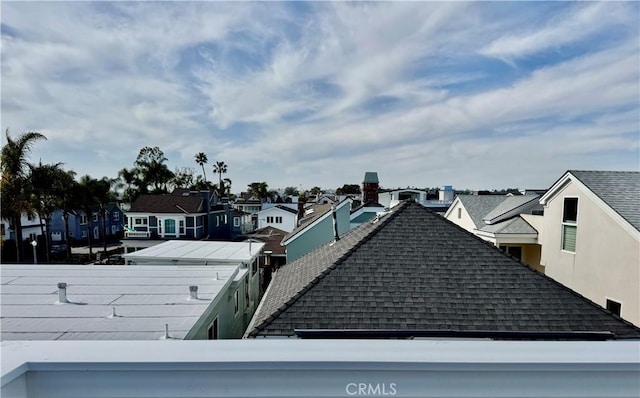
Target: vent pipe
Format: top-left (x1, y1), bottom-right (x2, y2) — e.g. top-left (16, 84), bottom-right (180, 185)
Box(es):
top-left (189, 285), bottom-right (198, 300)
top-left (331, 205), bottom-right (340, 242)
top-left (57, 282), bottom-right (69, 304)
top-left (161, 323), bottom-right (171, 339)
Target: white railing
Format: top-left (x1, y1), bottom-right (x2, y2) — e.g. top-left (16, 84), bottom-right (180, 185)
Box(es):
top-left (125, 231), bottom-right (150, 239)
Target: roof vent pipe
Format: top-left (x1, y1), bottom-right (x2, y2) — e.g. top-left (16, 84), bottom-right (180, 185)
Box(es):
top-left (161, 323), bottom-right (171, 340)
top-left (331, 205), bottom-right (340, 242)
top-left (189, 285), bottom-right (198, 300)
top-left (57, 282), bottom-right (69, 304)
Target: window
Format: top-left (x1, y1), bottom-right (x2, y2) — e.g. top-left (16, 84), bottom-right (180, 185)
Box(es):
top-left (133, 217), bottom-right (147, 226)
top-left (562, 198), bottom-right (578, 252)
top-left (93, 227), bottom-right (99, 240)
top-left (234, 217), bottom-right (240, 227)
top-left (92, 213), bottom-right (99, 222)
top-left (111, 225), bottom-right (117, 234)
top-left (81, 230), bottom-right (88, 238)
top-left (164, 219), bottom-right (176, 234)
top-left (80, 215), bottom-right (88, 225)
top-left (113, 212), bottom-right (119, 221)
top-left (275, 216), bottom-right (282, 223)
top-left (234, 290), bottom-right (239, 315)
top-left (266, 216), bottom-right (274, 223)
top-left (252, 259), bottom-right (258, 276)
top-left (207, 317), bottom-right (219, 340)
top-left (224, 214), bottom-right (228, 224)
top-left (606, 299), bottom-right (621, 317)
top-left (457, 208), bottom-right (462, 219)
top-left (179, 220), bottom-right (185, 234)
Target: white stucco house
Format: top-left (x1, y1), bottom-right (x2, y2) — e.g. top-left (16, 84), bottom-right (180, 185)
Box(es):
top-left (538, 170), bottom-right (640, 326)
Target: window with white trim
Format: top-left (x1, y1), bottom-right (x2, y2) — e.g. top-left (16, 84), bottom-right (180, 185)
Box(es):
top-left (562, 198), bottom-right (578, 252)
top-left (457, 208), bottom-right (462, 219)
top-left (275, 216), bottom-right (282, 223)
top-left (113, 212), bottom-right (119, 221)
top-left (92, 213), bottom-right (98, 222)
top-left (234, 217), bottom-right (240, 227)
top-left (266, 216), bottom-right (274, 223)
top-left (80, 215), bottom-right (88, 225)
top-left (179, 220), bottom-right (185, 234)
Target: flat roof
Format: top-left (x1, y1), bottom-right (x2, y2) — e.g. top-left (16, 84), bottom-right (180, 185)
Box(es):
top-left (124, 240), bottom-right (265, 264)
top-left (0, 264), bottom-right (238, 341)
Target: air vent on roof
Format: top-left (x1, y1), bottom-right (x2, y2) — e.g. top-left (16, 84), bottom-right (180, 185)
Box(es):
top-left (189, 285), bottom-right (199, 300)
top-left (107, 307), bottom-right (121, 318)
top-left (56, 282), bottom-right (69, 304)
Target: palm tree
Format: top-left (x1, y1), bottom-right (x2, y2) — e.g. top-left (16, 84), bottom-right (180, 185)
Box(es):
top-left (247, 182), bottom-right (269, 202)
top-left (213, 161), bottom-right (228, 195)
top-left (116, 167), bottom-right (136, 204)
top-left (52, 169), bottom-right (78, 261)
top-left (93, 177), bottom-right (114, 258)
top-left (194, 152), bottom-right (208, 185)
top-left (1, 129), bottom-right (46, 262)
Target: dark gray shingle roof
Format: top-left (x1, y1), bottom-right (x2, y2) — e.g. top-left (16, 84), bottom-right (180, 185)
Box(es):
top-left (129, 195), bottom-right (204, 214)
top-left (570, 170), bottom-right (640, 231)
top-left (456, 195), bottom-right (507, 229)
top-left (249, 201), bottom-right (640, 338)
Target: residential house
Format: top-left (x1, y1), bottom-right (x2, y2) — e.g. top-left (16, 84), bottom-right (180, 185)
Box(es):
top-left (243, 226), bottom-right (289, 292)
top-left (537, 170), bottom-right (640, 326)
top-left (124, 240), bottom-right (264, 336)
top-left (124, 191), bottom-right (211, 240)
top-left (444, 194), bottom-right (543, 271)
top-left (1, 213), bottom-right (44, 244)
top-left (316, 194), bottom-right (338, 205)
top-left (234, 199), bottom-right (263, 214)
top-left (49, 204), bottom-right (125, 245)
top-left (280, 198), bottom-right (352, 263)
top-left (231, 209), bottom-right (254, 236)
top-left (378, 185), bottom-right (454, 212)
top-left (247, 201), bottom-right (640, 338)
top-left (256, 205), bottom-right (298, 233)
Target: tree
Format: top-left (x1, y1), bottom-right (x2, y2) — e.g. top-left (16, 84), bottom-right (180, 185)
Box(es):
top-left (171, 167), bottom-right (196, 190)
top-left (30, 161), bottom-right (65, 263)
top-left (78, 175), bottom-right (99, 259)
top-left (116, 167), bottom-right (137, 204)
top-left (194, 152), bottom-right (208, 185)
top-left (1, 129), bottom-right (46, 262)
top-left (310, 186), bottom-right (323, 196)
top-left (134, 146), bottom-right (174, 194)
top-left (247, 182), bottom-right (269, 201)
top-left (92, 177), bottom-right (114, 257)
top-left (337, 184), bottom-right (361, 195)
top-left (213, 161), bottom-right (228, 195)
top-left (284, 186), bottom-right (299, 197)
top-left (54, 170), bottom-right (79, 261)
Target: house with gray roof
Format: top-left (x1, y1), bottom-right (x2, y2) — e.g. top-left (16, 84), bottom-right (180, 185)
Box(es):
top-left (444, 193), bottom-right (543, 271)
top-left (538, 170), bottom-right (640, 327)
top-left (246, 201), bottom-right (640, 339)
top-left (280, 199), bottom-right (352, 263)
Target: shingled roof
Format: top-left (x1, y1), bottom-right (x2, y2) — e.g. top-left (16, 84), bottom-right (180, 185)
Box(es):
top-left (248, 201), bottom-right (640, 338)
top-left (569, 170), bottom-right (640, 231)
top-left (129, 194), bottom-right (205, 214)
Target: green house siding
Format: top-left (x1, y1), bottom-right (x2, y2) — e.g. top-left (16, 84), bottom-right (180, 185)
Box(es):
top-left (286, 205), bottom-right (351, 263)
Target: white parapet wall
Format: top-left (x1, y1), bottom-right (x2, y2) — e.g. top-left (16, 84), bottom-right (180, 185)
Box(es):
top-left (2, 340), bottom-right (639, 397)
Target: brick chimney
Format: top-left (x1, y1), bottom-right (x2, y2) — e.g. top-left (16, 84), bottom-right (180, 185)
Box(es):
top-left (362, 172), bottom-right (379, 205)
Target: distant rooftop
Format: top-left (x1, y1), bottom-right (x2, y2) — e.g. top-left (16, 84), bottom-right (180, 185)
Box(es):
top-left (363, 171), bottom-right (379, 184)
top-left (124, 240), bottom-right (264, 265)
top-left (1, 264), bottom-right (238, 341)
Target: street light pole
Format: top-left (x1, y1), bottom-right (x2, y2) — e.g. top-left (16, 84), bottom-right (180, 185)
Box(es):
top-left (31, 240), bottom-right (38, 264)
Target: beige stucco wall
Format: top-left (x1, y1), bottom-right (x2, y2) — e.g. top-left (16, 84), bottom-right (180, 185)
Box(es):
top-left (540, 182), bottom-right (640, 326)
top-left (445, 199), bottom-right (478, 232)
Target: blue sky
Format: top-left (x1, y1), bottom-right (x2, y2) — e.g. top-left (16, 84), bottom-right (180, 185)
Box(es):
top-left (1, 1), bottom-right (638, 192)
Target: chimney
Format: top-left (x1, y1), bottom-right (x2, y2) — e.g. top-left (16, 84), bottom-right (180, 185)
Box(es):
top-left (189, 285), bottom-right (198, 300)
top-left (57, 282), bottom-right (69, 304)
top-left (362, 171), bottom-right (379, 205)
top-left (331, 205), bottom-right (340, 242)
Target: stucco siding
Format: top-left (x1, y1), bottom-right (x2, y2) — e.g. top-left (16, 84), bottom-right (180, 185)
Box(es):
top-left (541, 182), bottom-right (640, 326)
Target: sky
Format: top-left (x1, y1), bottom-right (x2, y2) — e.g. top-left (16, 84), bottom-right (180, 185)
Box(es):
top-left (1, 1), bottom-right (639, 193)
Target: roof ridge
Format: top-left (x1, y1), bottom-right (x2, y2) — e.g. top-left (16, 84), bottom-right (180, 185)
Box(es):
top-left (250, 201), bottom-right (412, 336)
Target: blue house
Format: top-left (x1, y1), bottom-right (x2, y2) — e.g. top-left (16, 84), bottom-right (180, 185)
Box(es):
top-left (49, 204), bottom-right (125, 245)
top-left (281, 198), bottom-right (352, 263)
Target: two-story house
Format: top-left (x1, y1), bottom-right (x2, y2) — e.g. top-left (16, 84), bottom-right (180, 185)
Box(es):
top-left (538, 170), bottom-right (639, 326)
top-left (256, 205), bottom-right (298, 233)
